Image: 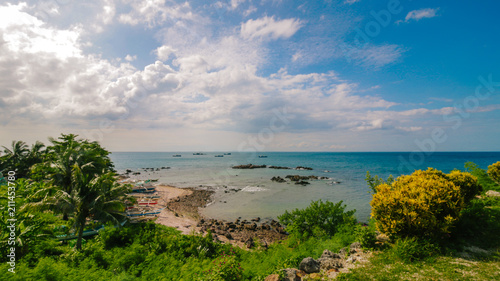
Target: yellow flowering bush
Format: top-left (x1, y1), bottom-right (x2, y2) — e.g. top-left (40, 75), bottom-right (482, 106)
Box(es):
top-left (487, 161), bottom-right (500, 184)
top-left (370, 168), bottom-right (475, 239)
top-left (447, 170), bottom-right (482, 203)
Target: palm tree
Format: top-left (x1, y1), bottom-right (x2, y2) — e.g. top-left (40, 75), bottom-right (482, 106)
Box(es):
top-left (33, 134), bottom-right (115, 220)
top-left (0, 140), bottom-right (29, 177)
top-left (72, 169), bottom-right (129, 250)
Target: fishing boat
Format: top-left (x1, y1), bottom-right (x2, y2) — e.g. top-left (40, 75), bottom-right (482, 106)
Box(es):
top-left (131, 186), bottom-right (156, 193)
top-left (214, 155), bottom-right (224, 157)
top-left (223, 153), bottom-right (231, 155)
top-left (193, 153), bottom-right (205, 155)
top-left (137, 200), bottom-right (159, 206)
top-left (55, 221), bottom-right (127, 241)
top-left (172, 154), bottom-right (181, 157)
top-left (258, 155), bottom-right (268, 158)
top-left (126, 207), bottom-right (165, 217)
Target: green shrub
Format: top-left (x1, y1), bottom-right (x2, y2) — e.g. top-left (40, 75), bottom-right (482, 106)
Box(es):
top-left (387, 237), bottom-right (440, 263)
top-left (278, 200), bottom-right (356, 240)
top-left (487, 161), bottom-right (500, 185)
top-left (199, 249), bottom-right (243, 281)
top-left (354, 223), bottom-right (377, 249)
top-left (370, 168), bottom-right (466, 239)
top-left (448, 170), bottom-right (482, 204)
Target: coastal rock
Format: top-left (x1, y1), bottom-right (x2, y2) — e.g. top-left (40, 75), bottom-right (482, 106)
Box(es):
top-left (486, 190), bottom-right (500, 197)
top-left (317, 257), bottom-right (343, 271)
top-left (245, 237), bottom-right (254, 249)
top-left (280, 268), bottom-right (303, 281)
top-left (295, 166), bottom-right (313, 170)
top-left (271, 176), bottom-right (286, 183)
top-left (299, 257), bottom-right (320, 273)
top-left (350, 242), bottom-right (362, 250)
top-left (264, 274), bottom-right (280, 281)
top-left (295, 181), bottom-right (310, 185)
top-left (321, 249), bottom-right (341, 259)
top-left (232, 164), bottom-right (267, 169)
top-left (269, 166), bottom-right (291, 169)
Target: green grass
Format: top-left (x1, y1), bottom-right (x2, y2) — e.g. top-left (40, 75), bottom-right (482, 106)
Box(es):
top-left (341, 253), bottom-right (500, 281)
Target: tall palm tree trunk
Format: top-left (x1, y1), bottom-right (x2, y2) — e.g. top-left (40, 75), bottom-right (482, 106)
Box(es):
top-left (75, 209), bottom-right (89, 250)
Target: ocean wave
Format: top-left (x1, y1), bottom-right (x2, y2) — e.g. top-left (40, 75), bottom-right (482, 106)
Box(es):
top-left (241, 186), bottom-right (268, 192)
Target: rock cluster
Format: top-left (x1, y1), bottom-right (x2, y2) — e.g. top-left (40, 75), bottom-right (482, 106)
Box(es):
top-left (232, 164), bottom-right (267, 169)
top-left (264, 242), bottom-right (371, 281)
top-left (197, 218), bottom-right (288, 248)
top-left (295, 166), bottom-right (313, 170)
top-left (269, 166), bottom-right (292, 169)
top-left (271, 176), bottom-right (286, 183)
top-left (167, 189), bottom-right (214, 219)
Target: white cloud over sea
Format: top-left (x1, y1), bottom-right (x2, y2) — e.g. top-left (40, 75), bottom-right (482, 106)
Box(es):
top-left (0, 1), bottom-right (499, 152)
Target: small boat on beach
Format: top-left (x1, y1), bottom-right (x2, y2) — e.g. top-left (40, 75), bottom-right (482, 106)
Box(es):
top-left (126, 207), bottom-right (165, 217)
top-left (55, 221), bottom-right (127, 241)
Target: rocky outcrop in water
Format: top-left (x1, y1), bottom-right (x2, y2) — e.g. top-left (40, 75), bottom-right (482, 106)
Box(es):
top-left (232, 164), bottom-right (267, 169)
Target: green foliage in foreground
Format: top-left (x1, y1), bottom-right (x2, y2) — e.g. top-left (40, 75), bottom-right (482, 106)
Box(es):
top-left (0, 221), bottom-right (357, 281)
top-left (278, 199), bottom-right (356, 240)
top-left (2, 159), bottom-right (499, 281)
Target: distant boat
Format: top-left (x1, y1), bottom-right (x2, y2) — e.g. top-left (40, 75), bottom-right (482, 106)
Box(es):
top-left (215, 155), bottom-right (224, 157)
top-left (258, 155), bottom-right (268, 158)
top-left (172, 154), bottom-right (181, 157)
top-left (193, 153), bottom-right (206, 155)
top-left (224, 153), bottom-right (231, 155)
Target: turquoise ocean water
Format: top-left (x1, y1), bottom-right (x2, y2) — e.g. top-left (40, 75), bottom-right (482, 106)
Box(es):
top-left (110, 152), bottom-right (500, 222)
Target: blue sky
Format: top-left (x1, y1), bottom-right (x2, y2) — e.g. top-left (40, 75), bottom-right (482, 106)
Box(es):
top-left (0, 0), bottom-right (499, 152)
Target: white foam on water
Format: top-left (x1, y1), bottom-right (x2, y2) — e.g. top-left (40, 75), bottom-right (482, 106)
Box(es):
top-left (241, 186), bottom-right (268, 192)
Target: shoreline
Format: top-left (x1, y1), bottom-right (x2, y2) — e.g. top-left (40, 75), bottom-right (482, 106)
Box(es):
top-left (152, 184), bottom-right (288, 248)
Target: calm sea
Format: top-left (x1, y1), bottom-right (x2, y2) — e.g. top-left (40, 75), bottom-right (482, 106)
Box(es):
top-left (110, 152), bottom-right (500, 222)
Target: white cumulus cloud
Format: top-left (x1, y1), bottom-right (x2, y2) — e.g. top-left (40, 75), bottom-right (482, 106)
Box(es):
top-left (240, 16), bottom-right (303, 40)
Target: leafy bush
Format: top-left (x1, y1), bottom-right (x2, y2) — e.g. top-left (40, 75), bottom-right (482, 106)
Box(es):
top-left (370, 168), bottom-right (466, 239)
top-left (448, 170), bottom-right (482, 203)
top-left (198, 249), bottom-right (243, 281)
top-left (387, 237), bottom-right (440, 263)
top-left (487, 161), bottom-right (500, 185)
top-left (354, 223), bottom-right (377, 249)
top-left (278, 200), bottom-right (356, 240)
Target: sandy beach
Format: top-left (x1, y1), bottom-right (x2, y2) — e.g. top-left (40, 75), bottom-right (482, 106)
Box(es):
top-left (153, 185), bottom-right (199, 234)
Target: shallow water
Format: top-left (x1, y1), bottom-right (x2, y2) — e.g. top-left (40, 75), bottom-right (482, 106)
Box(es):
top-left (110, 152), bottom-right (500, 222)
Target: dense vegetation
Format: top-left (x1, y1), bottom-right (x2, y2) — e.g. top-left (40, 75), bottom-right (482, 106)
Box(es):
top-left (1, 135), bottom-right (499, 280)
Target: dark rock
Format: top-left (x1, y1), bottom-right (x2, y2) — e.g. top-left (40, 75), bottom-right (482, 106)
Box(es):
top-left (271, 176), bottom-right (286, 183)
top-left (245, 237), bottom-right (254, 249)
top-left (299, 257), bottom-right (320, 273)
top-left (321, 249), bottom-right (341, 259)
top-left (280, 268), bottom-right (303, 281)
top-left (295, 166), bottom-right (313, 170)
top-left (295, 180), bottom-right (310, 185)
top-left (225, 232), bottom-right (233, 240)
top-left (269, 166), bottom-right (291, 170)
top-left (232, 164), bottom-right (267, 169)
